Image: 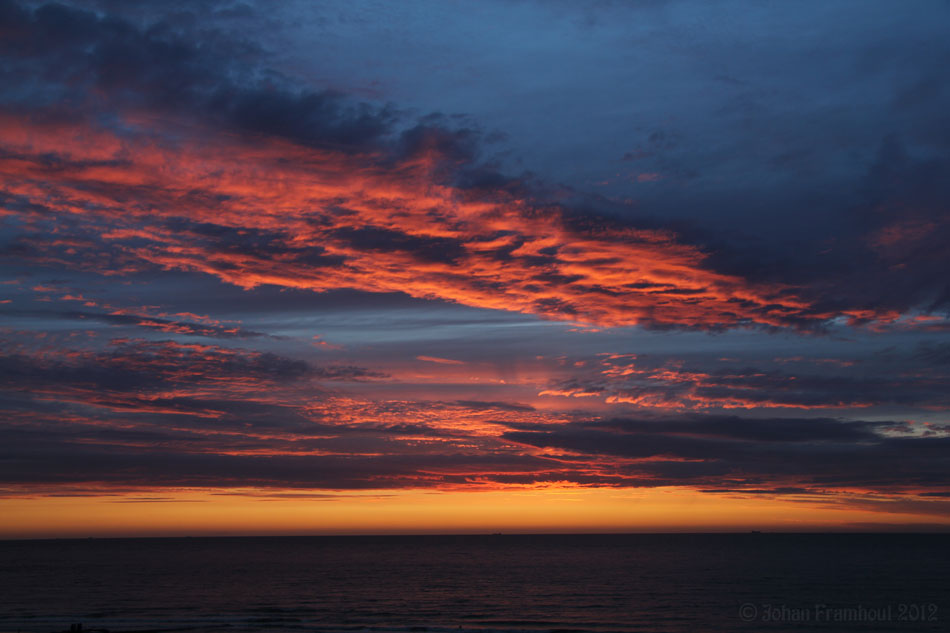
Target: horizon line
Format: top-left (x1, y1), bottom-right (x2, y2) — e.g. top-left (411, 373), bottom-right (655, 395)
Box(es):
top-left (4, 529), bottom-right (950, 542)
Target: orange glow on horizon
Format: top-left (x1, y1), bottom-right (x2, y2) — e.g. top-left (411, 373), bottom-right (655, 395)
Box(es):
top-left (2, 487), bottom-right (948, 539)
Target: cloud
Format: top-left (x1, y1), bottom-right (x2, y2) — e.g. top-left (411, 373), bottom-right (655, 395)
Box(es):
top-left (0, 0), bottom-right (397, 151)
top-left (0, 0), bottom-right (911, 332)
top-left (0, 338), bottom-right (382, 414)
top-left (0, 332), bottom-right (948, 503)
top-left (0, 441), bottom-right (561, 491)
top-left (536, 351), bottom-right (950, 411)
top-left (912, 342), bottom-right (950, 366)
top-left (502, 414), bottom-right (950, 496)
top-left (1, 308), bottom-right (266, 338)
top-left (417, 355), bottom-right (465, 365)
top-left (3, 399), bottom-right (948, 506)
top-left (702, 134), bottom-right (950, 322)
top-left (2, 0), bottom-right (950, 522)
top-left (0, 106), bottom-right (836, 329)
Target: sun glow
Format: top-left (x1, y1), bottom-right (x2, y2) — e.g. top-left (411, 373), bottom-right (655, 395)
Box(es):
top-left (2, 487), bottom-right (942, 539)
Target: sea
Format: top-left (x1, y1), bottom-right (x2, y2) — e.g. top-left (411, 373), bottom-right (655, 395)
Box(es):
top-left (0, 534), bottom-right (947, 633)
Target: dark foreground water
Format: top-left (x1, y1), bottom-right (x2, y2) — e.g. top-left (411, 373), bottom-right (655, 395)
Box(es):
top-left (0, 534), bottom-right (947, 633)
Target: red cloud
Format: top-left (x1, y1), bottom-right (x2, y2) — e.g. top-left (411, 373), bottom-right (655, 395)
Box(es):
top-left (0, 112), bottom-right (857, 331)
top-left (417, 355), bottom-right (465, 365)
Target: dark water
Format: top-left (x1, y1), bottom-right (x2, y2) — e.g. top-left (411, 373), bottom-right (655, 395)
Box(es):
top-left (1, 534), bottom-right (947, 633)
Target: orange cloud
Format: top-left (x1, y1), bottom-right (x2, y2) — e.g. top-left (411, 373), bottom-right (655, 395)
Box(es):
top-left (0, 112), bottom-right (852, 331)
top-left (416, 355), bottom-right (465, 365)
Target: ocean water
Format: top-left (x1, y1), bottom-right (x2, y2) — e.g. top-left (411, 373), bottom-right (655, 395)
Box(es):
top-left (0, 534), bottom-right (947, 633)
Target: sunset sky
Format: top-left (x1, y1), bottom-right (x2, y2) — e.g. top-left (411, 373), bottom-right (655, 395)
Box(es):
top-left (2, 0), bottom-right (950, 538)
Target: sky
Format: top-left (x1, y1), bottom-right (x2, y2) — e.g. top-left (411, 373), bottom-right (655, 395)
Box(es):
top-left (1, 0), bottom-right (950, 537)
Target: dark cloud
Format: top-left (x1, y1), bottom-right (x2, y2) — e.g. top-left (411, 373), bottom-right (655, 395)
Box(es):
top-left (698, 134), bottom-right (950, 320)
top-left (0, 0), bottom-right (526, 183)
top-left (0, 308), bottom-right (266, 338)
top-left (0, 413), bottom-right (558, 491)
top-left (0, 339), bottom-right (380, 400)
top-left (912, 341), bottom-right (950, 366)
top-left (310, 365), bottom-right (387, 381)
top-left (588, 415), bottom-right (890, 443)
top-left (0, 0), bottom-right (397, 151)
top-left (453, 400), bottom-right (536, 413)
top-left (329, 226), bottom-right (467, 266)
top-left (397, 122), bottom-right (479, 165)
top-left (542, 351), bottom-right (950, 411)
top-left (503, 415), bottom-right (950, 494)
